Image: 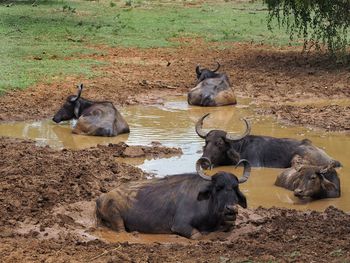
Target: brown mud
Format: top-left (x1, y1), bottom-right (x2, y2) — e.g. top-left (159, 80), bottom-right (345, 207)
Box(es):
top-left (1, 41), bottom-right (350, 262)
top-left (0, 41), bottom-right (349, 131)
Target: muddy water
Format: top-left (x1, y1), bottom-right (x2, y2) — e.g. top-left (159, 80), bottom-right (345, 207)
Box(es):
top-left (94, 227), bottom-right (192, 245)
top-left (0, 96), bottom-right (349, 212)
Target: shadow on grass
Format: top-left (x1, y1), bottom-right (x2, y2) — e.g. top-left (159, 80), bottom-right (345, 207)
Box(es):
top-left (229, 48), bottom-right (350, 74)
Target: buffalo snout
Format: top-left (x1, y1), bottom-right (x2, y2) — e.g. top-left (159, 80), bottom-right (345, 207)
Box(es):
top-left (224, 204), bottom-right (239, 221)
top-left (52, 115), bottom-right (61, 123)
top-left (294, 188), bottom-right (304, 197)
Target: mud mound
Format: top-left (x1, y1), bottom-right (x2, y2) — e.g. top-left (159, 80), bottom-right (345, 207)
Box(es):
top-left (265, 104), bottom-right (350, 131)
top-left (114, 141), bottom-right (182, 158)
top-left (0, 137), bottom-right (180, 230)
top-left (1, 207), bottom-right (349, 262)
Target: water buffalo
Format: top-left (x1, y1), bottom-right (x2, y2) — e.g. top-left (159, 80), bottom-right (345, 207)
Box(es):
top-left (275, 158), bottom-right (340, 199)
top-left (52, 84), bottom-right (129, 137)
top-left (96, 158), bottom-right (251, 239)
top-left (196, 113), bottom-right (341, 168)
top-left (188, 63), bottom-right (237, 106)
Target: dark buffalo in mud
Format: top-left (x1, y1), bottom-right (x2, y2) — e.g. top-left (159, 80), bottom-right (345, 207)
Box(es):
top-left (188, 62), bottom-right (236, 106)
top-left (96, 158), bottom-right (251, 239)
top-left (52, 84), bottom-right (129, 136)
top-left (275, 158), bottom-right (340, 199)
top-left (196, 113), bottom-right (341, 168)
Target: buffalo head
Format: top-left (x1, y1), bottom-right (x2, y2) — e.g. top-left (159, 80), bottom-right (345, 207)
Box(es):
top-left (52, 84), bottom-right (84, 123)
top-left (195, 157), bottom-right (251, 220)
top-left (293, 162), bottom-right (340, 199)
top-left (196, 62), bottom-right (221, 83)
top-left (188, 63), bottom-right (236, 106)
top-left (196, 114), bottom-right (251, 167)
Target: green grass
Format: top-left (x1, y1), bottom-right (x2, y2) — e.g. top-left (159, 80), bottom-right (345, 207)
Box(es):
top-left (0, 0), bottom-right (291, 93)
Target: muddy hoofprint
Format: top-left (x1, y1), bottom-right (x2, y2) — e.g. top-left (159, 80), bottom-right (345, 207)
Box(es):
top-left (53, 84), bottom-right (130, 137)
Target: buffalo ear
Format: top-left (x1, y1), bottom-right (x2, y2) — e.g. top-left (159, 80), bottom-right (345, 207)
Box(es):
top-left (74, 101), bottom-right (81, 118)
top-left (236, 188), bottom-right (247, 208)
top-left (320, 177), bottom-right (337, 192)
top-left (226, 148), bottom-right (240, 165)
top-left (197, 185), bottom-right (212, 201)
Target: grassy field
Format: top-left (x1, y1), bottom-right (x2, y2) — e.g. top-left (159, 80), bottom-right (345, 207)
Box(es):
top-left (0, 0), bottom-right (291, 93)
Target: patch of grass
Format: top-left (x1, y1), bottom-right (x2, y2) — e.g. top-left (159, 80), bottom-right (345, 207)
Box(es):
top-left (0, 0), bottom-right (292, 93)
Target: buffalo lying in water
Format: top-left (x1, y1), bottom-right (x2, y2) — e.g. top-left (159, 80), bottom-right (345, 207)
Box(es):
top-left (275, 158), bottom-right (340, 199)
top-left (96, 158), bottom-right (251, 239)
top-left (196, 113), bottom-right (341, 168)
top-left (52, 84), bottom-right (129, 137)
top-left (188, 63), bottom-right (237, 106)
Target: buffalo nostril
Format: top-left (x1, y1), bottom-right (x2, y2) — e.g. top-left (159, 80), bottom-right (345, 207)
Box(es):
top-left (201, 161), bottom-right (210, 169)
top-left (294, 189), bottom-right (303, 196)
top-left (225, 205), bottom-right (238, 214)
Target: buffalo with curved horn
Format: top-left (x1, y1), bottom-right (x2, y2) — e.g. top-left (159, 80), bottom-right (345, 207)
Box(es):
top-left (196, 113), bottom-right (342, 168)
top-left (53, 84), bottom-right (129, 137)
top-left (96, 158), bottom-right (251, 239)
top-left (195, 62), bottom-right (221, 83)
top-left (188, 62), bottom-right (237, 106)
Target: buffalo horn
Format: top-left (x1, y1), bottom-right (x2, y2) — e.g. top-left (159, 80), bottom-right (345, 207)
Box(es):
top-left (195, 113), bottom-right (210, 138)
top-left (70, 83), bottom-right (84, 102)
top-left (319, 161), bottom-right (336, 174)
top-left (195, 65), bottom-right (201, 76)
top-left (235, 159), bottom-right (251, 184)
top-left (213, 62), bottom-right (220, 72)
top-left (225, 118), bottom-right (251, 141)
top-left (196, 157), bottom-right (212, 181)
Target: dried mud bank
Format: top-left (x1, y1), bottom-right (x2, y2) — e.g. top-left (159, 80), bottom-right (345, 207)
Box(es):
top-left (261, 104), bottom-right (350, 131)
top-left (0, 137), bottom-right (180, 230)
top-left (0, 42), bottom-right (349, 131)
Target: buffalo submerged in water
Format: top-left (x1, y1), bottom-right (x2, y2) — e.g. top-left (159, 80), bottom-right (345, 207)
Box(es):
top-left (195, 113), bottom-right (342, 168)
top-left (52, 84), bottom-right (129, 137)
top-left (275, 157), bottom-right (341, 200)
top-left (96, 158), bottom-right (251, 239)
top-left (187, 62), bottom-right (237, 107)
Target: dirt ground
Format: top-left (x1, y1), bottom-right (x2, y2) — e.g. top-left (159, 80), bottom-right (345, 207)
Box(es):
top-left (1, 137), bottom-right (350, 262)
top-left (1, 41), bottom-right (350, 262)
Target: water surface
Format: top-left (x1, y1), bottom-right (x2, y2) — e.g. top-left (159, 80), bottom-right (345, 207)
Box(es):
top-left (1, 96), bottom-right (349, 212)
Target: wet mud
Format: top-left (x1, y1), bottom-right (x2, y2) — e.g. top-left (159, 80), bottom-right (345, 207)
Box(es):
top-left (0, 41), bottom-right (349, 131)
top-left (1, 41), bottom-right (350, 262)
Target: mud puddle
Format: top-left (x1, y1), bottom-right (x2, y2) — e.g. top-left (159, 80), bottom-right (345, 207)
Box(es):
top-left (0, 96), bottom-right (349, 212)
top-left (94, 228), bottom-right (192, 245)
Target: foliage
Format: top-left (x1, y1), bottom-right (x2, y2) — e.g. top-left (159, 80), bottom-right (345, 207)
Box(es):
top-left (264, 0), bottom-right (350, 57)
